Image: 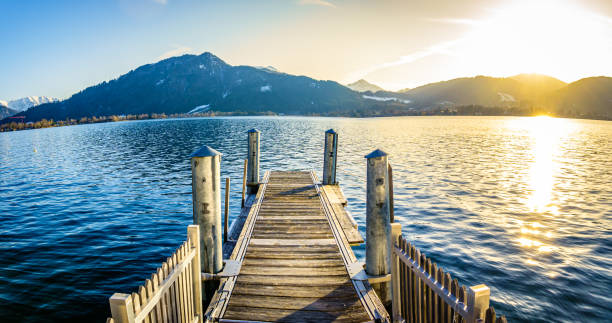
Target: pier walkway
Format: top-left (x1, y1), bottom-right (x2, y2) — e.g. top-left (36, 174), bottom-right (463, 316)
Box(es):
top-left (106, 136), bottom-right (506, 323)
top-left (205, 171), bottom-right (388, 322)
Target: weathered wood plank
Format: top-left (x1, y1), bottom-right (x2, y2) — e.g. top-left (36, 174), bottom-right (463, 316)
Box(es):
top-left (246, 245), bottom-right (339, 252)
top-left (252, 233), bottom-right (334, 239)
top-left (240, 265), bottom-right (347, 276)
top-left (245, 252), bottom-right (341, 260)
top-left (242, 258), bottom-right (346, 268)
top-left (485, 307), bottom-right (496, 323)
top-left (313, 171), bottom-right (389, 321)
top-left (205, 171), bottom-right (271, 320)
top-left (256, 216), bottom-right (327, 222)
top-left (206, 170), bottom-right (386, 322)
top-left (234, 275), bottom-right (352, 287)
top-left (227, 295), bottom-right (365, 312)
top-left (320, 183), bottom-right (364, 246)
top-left (252, 225), bottom-right (333, 233)
top-left (256, 216), bottom-right (328, 221)
top-left (223, 306), bottom-right (370, 323)
top-left (248, 238), bottom-right (336, 246)
top-left (231, 283), bottom-right (359, 299)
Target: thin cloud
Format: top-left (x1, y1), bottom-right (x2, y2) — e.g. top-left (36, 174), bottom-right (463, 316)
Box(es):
top-left (345, 38), bottom-right (463, 83)
top-left (156, 46), bottom-right (194, 61)
top-left (152, 0), bottom-right (167, 4)
top-left (425, 17), bottom-right (480, 25)
top-left (378, 40), bottom-right (460, 69)
top-left (298, 0), bottom-right (336, 8)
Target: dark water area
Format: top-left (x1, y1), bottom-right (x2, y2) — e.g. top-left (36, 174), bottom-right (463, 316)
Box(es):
top-left (0, 116), bottom-right (610, 322)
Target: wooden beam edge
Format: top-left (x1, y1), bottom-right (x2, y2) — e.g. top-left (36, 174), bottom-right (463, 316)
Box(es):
top-left (312, 171), bottom-right (390, 322)
top-left (204, 171), bottom-right (271, 322)
top-left (320, 183), bottom-right (364, 246)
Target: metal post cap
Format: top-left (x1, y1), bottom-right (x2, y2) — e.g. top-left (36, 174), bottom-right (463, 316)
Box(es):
top-left (190, 145), bottom-right (222, 158)
top-left (247, 128), bottom-right (260, 133)
top-left (364, 149), bottom-right (388, 159)
top-left (325, 129), bottom-right (337, 134)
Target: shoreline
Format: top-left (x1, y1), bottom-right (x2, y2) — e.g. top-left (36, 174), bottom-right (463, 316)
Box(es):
top-left (1, 111), bottom-right (610, 133)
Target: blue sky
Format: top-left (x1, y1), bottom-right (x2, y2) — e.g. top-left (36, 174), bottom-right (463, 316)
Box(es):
top-left (1, 0), bottom-right (611, 100)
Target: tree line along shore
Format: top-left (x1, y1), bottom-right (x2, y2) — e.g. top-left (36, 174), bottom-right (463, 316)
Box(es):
top-left (1, 105), bottom-right (609, 133)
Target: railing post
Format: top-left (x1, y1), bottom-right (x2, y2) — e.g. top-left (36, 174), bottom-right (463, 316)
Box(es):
top-left (190, 145), bottom-right (223, 302)
top-left (224, 177), bottom-right (230, 243)
top-left (109, 293), bottom-right (135, 323)
top-left (390, 222), bottom-right (402, 322)
top-left (188, 225), bottom-right (204, 321)
top-left (388, 163), bottom-right (394, 223)
top-left (323, 129), bottom-right (338, 185)
top-left (241, 159), bottom-right (247, 207)
top-left (467, 284), bottom-right (490, 323)
top-left (365, 149), bottom-right (392, 307)
top-left (247, 129), bottom-right (260, 194)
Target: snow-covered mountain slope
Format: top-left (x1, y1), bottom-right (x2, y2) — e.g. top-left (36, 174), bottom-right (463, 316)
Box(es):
top-left (0, 96), bottom-right (59, 112)
top-left (0, 106), bottom-right (19, 119)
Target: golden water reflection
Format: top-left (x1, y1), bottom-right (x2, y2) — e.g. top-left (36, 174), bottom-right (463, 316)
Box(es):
top-left (525, 116), bottom-right (570, 214)
top-left (508, 116), bottom-right (579, 265)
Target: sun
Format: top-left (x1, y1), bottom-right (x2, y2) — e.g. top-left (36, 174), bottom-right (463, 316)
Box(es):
top-left (457, 0), bottom-right (611, 81)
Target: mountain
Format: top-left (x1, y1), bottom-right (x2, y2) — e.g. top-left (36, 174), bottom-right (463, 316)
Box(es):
top-left (2, 52), bottom-right (609, 124)
top-left (346, 79), bottom-right (385, 92)
top-left (398, 76), bottom-right (525, 107)
top-left (509, 73), bottom-right (567, 92)
top-left (254, 66), bottom-right (280, 73)
top-left (391, 74), bottom-right (610, 118)
top-left (0, 96), bottom-right (58, 112)
top-left (9, 53), bottom-right (409, 122)
top-left (396, 74), bottom-right (569, 108)
top-left (551, 77), bottom-right (612, 118)
top-left (0, 106), bottom-right (19, 119)
top-left (509, 74), bottom-right (567, 104)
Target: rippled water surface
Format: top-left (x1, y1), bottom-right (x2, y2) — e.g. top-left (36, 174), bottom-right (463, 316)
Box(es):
top-left (0, 116), bottom-right (610, 322)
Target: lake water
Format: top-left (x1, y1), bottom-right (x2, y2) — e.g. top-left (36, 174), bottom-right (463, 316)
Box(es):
top-left (0, 116), bottom-right (610, 322)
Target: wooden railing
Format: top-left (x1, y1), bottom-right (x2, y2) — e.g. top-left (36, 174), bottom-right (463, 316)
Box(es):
top-left (390, 223), bottom-right (507, 323)
top-left (107, 225), bottom-right (203, 323)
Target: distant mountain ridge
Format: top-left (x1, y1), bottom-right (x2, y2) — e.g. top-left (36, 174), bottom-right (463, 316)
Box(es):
top-left (0, 96), bottom-right (58, 112)
top-left (396, 74), bottom-right (568, 106)
top-left (2, 52), bottom-right (610, 123)
top-left (0, 106), bottom-right (19, 119)
top-left (346, 79), bottom-right (385, 92)
top-left (8, 52), bottom-right (410, 122)
top-left (384, 74), bottom-right (610, 118)
top-left (551, 77), bottom-right (612, 117)
top-left (0, 96), bottom-right (58, 119)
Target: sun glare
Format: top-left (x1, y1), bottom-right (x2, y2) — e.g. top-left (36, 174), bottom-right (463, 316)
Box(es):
top-left (527, 116), bottom-right (562, 214)
top-left (508, 116), bottom-right (577, 215)
top-left (458, 0), bottom-right (611, 81)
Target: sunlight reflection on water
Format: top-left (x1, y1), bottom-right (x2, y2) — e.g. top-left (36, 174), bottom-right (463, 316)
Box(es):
top-left (506, 117), bottom-right (591, 272)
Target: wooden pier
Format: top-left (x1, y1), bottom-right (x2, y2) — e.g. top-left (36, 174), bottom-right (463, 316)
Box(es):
top-left (105, 129), bottom-right (507, 323)
top-left (206, 170), bottom-right (385, 322)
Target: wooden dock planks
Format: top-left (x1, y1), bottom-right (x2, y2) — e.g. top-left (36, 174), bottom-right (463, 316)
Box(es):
top-left (208, 171), bottom-right (387, 322)
top-left (320, 185), bottom-right (364, 245)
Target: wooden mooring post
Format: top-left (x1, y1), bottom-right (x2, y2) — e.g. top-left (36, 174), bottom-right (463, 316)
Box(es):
top-left (365, 149), bottom-right (392, 308)
top-left (246, 129), bottom-right (260, 194)
top-left (323, 129), bottom-right (338, 185)
top-left (190, 145), bottom-right (223, 303)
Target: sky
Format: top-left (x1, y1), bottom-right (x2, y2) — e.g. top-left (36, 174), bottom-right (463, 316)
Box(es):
top-left (1, 0), bottom-right (611, 100)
